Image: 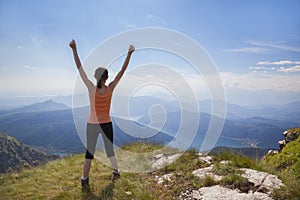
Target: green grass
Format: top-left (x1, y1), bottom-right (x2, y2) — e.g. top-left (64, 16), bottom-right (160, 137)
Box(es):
top-left (263, 136), bottom-right (300, 200)
top-left (0, 140), bottom-right (299, 200)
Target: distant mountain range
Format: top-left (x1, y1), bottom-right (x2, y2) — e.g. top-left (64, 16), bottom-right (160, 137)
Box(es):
top-left (0, 98), bottom-right (298, 154)
top-left (0, 100), bottom-right (69, 115)
top-left (0, 133), bottom-right (58, 173)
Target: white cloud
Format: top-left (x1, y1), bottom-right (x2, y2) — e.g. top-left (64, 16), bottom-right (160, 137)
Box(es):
top-left (277, 65), bottom-right (300, 73)
top-left (257, 60), bottom-right (300, 65)
top-left (251, 60), bottom-right (300, 73)
top-left (146, 14), bottom-right (166, 24)
top-left (25, 65), bottom-right (37, 70)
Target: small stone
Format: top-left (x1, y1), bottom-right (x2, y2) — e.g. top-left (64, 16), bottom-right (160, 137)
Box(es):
top-left (198, 155), bottom-right (213, 164)
top-left (192, 190), bottom-right (201, 200)
top-left (192, 166), bottom-right (223, 181)
top-left (157, 173), bottom-right (173, 184)
top-left (125, 191), bottom-right (132, 195)
top-left (220, 160), bottom-right (230, 164)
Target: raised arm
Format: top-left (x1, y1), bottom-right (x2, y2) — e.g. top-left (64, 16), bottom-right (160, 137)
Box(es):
top-left (69, 40), bottom-right (94, 93)
top-left (109, 45), bottom-right (135, 92)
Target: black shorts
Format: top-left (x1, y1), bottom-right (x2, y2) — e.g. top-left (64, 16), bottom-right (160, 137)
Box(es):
top-left (85, 122), bottom-right (115, 159)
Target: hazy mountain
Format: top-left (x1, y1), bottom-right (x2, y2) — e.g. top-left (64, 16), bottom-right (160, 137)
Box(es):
top-left (0, 98), bottom-right (298, 153)
top-left (3, 100), bottom-right (69, 113)
top-left (0, 103), bottom-right (173, 153)
top-left (0, 133), bottom-right (58, 173)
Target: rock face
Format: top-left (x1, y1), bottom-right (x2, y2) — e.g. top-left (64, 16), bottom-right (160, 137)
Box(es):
top-left (278, 128), bottom-right (300, 151)
top-left (156, 153), bottom-right (285, 200)
top-left (193, 185), bottom-right (273, 200)
top-left (266, 128), bottom-right (300, 155)
top-left (240, 168), bottom-right (284, 194)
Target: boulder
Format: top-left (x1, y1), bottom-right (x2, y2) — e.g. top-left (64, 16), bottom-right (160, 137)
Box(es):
top-left (283, 128), bottom-right (300, 142)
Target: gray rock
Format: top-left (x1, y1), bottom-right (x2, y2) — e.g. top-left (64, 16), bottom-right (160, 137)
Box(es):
top-left (192, 165), bottom-right (223, 181)
top-left (267, 150), bottom-right (279, 155)
top-left (157, 173), bottom-right (173, 185)
top-left (192, 190), bottom-right (201, 200)
top-left (240, 168), bottom-right (284, 194)
top-left (278, 140), bottom-right (286, 151)
top-left (197, 185), bottom-right (273, 200)
top-left (198, 154), bottom-right (213, 165)
top-left (220, 160), bottom-right (230, 164)
top-left (151, 153), bottom-right (181, 169)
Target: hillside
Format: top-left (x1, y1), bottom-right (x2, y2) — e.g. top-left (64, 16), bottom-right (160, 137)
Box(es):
top-left (0, 133), bottom-right (58, 173)
top-left (0, 141), bottom-right (299, 200)
top-left (263, 128), bottom-right (300, 199)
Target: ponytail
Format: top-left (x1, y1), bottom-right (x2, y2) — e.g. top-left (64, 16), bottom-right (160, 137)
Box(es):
top-left (96, 68), bottom-right (108, 89)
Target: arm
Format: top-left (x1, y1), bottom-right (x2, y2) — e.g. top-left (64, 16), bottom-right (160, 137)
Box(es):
top-left (69, 40), bottom-right (94, 93)
top-left (109, 45), bottom-right (135, 92)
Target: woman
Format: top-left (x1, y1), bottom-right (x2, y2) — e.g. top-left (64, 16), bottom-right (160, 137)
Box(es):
top-left (69, 39), bottom-right (134, 191)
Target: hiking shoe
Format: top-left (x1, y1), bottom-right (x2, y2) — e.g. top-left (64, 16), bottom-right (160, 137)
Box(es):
top-left (81, 177), bottom-right (90, 192)
top-left (112, 171), bottom-right (120, 181)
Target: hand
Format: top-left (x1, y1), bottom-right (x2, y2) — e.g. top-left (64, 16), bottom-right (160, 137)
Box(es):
top-left (128, 45), bottom-right (135, 53)
top-left (69, 39), bottom-right (76, 49)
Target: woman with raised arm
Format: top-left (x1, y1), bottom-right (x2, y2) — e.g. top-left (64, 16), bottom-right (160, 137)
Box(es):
top-left (69, 39), bottom-right (134, 191)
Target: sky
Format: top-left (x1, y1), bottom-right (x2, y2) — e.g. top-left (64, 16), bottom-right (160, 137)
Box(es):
top-left (0, 0), bottom-right (300, 107)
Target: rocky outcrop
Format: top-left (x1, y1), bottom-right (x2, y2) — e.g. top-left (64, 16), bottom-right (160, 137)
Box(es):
top-left (193, 185), bottom-right (273, 200)
top-left (267, 128), bottom-right (300, 155)
top-left (240, 168), bottom-right (284, 194)
top-left (156, 153), bottom-right (284, 200)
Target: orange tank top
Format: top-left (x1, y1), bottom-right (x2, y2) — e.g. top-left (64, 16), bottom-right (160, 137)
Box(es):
top-left (88, 86), bottom-right (112, 124)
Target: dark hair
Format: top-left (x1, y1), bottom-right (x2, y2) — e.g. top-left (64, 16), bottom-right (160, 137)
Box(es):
top-left (95, 67), bottom-right (108, 89)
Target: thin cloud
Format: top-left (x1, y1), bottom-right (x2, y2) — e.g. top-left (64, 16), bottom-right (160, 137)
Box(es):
top-left (224, 47), bottom-right (268, 54)
top-left (221, 72), bottom-right (300, 92)
top-left (277, 65), bottom-right (300, 73)
top-left (146, 14), bottom-right (166, 24)
top-left (249, 41), bottom-right (300, 52)
top-left (257, 60), bottom-right (300, 65)
top-left (25, 65), bottom-right (37, 70)
top-left (120, 20), bottom-right (137, 29)
top-left (225, 41), bottom-right (300, 54)
top-left (250, 60), bottom-right (300, 73)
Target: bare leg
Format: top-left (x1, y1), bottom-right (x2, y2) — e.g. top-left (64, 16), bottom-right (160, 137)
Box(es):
top-left (83, 159), bottom-right (92, 178)
top-left (109, 156), bottom-right (118, 171)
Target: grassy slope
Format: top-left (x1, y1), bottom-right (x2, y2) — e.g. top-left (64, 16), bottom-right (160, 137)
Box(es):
top-left (0, 144), bottom-right (196, 199)
top-left (263, 134), bottom-right (300, 199)
top-left (0, 141), bottom-right (299, 200)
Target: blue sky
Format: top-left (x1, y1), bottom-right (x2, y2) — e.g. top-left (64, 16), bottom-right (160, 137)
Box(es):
top-left (0, 0), bottom-right (300, 106)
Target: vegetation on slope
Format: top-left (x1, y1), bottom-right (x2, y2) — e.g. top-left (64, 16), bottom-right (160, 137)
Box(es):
top-left (0, 133), bottom-right (58, 173)
top-left (0, 140), bottom-right (299, 200)
top-left (263, 130), bottom-right (300, 200)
